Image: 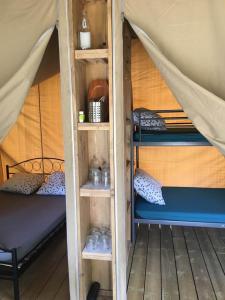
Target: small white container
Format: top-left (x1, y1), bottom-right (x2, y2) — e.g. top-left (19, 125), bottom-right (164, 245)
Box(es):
top-left (80, 32), bottom-right (91, 50)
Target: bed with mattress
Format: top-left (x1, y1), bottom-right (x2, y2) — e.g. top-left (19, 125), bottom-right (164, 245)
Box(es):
top-left (0, 157), bottom-right (66, 300)
top-left (135, 187), bottom-right (225, 226)
top-left (131, 109), bottom-right (225, 241)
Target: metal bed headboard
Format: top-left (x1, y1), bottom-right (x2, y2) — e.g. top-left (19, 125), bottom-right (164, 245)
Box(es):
top-left (6, 157), bottom-right (64, 179)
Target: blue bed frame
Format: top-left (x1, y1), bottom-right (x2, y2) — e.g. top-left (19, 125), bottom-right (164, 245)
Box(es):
top-left (131, 109), bottom-right (225, 241)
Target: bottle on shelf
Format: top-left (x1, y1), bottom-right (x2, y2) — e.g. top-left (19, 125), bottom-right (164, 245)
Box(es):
top-left (79, 10), bottom-right (91, 50)
top-left (101, 161), bottom-right (110, 187)
top-left (89, 155), bottom-right (101, 184)
top-left (79, 111), bottom-right (85, 123)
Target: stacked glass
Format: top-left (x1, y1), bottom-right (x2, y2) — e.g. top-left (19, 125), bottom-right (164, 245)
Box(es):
top-left (85, 226), bottom-right (112, 253)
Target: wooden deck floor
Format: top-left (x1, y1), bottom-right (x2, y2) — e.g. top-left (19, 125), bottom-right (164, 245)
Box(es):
top-left (128, 225), bottom-right (225, 300)
top-left (0, 229), bottom-right (69, 300)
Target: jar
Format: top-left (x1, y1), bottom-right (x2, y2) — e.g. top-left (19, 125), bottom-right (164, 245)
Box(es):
top-left (89, 156), bottom-right (100, 181)
top-left (92, 168), bottom-right (101, 186)
top-left (101, 168), bottom-right (110, 187)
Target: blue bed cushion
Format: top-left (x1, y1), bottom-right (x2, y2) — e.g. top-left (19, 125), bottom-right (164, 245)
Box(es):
top-left (135, 187), bottom-right (225, 223)
top-left (133, 132), bottom-right (209, 143)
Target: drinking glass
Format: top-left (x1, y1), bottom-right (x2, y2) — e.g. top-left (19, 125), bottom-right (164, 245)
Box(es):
top-left (85, 235), bottom-right (97, 251)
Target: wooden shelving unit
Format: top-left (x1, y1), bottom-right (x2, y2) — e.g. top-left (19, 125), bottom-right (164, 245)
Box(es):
top-left (68, 0), bottom-right (121, 298)
top-left (59, 0), bottom-right (128, 298)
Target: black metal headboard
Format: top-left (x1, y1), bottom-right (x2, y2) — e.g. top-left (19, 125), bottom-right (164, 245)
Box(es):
top-left (6, 157), bottom-right (64, 179)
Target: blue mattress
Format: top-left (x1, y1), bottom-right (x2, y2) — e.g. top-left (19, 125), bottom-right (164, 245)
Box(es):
top-left (133, 131), bottom-right (210, 144)
top-left (135, 187), bottom-right (225, 223)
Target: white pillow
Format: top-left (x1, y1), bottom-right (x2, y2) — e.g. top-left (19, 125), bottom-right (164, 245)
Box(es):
top-left (134, 169), bottom-right (165, 205)
top-left (0, 173), bottom-right (44, 195)
top-left (37, 171), bottom-right (65, 195)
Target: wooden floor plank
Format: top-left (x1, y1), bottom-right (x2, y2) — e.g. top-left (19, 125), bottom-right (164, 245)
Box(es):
top-left (196, 228), bottom-right (225, 300)
top-left (127, 224), bottom-right (148, 300)
top-left (207, 229), bottom-right (225, 253)
top-left (128, 225), bottom-right (225, 300)
top-left (37, 255), bottom-right (68, 299)
top-left (207, 228), bottom-right (225, 273)
top-left (0, 229), bottom-right (67, 300)
top-left (172, 226), bottom-right (197, 300)
top-left (183, 227), bottom-right (216, 300)
top-left (21, 236), bottom-right (67, 299)
top-left (54, 275), bottom-right (70, 300)
top-left (161, 226), bottom-right (179, 300)
top-left (144, 225), bottom-right (161, 300)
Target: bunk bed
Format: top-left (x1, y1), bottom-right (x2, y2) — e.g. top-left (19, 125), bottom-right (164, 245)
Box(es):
top-left (0, 157), bottom-right (66, 300)
top-left (131, 109), bottom-right (225, 241)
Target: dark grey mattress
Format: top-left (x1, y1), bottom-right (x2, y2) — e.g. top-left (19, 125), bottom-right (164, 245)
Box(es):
top-left (0, 191), bottom-right (66, 260)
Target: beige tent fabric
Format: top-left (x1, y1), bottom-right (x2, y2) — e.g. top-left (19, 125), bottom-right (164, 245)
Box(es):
top-left (125, 0), bottom-right (225, 154)
top-left (0, 0), bottom-right (58, 142)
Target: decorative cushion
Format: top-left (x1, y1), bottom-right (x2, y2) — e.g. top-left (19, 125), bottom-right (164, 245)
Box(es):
top-left (0, 173), bottom-right (44, 195)
top-left (37, 171), bottom-right (65, 195)
top-left (134, 169), bottom-right (165, 205)
top-left (133, 108), bottom-right (167, 131)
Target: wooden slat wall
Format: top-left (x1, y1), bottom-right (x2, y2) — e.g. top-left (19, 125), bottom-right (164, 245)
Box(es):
top-left (132, 39), bottom-right (225, 188)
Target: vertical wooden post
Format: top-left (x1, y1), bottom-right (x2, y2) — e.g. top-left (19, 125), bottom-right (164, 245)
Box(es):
top-left (112, 1), bottom-right (127, 299)
top-left (58, 1), bottom-right (80, 299)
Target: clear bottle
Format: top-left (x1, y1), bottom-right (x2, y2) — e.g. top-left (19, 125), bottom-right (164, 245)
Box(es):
top-left (79, 10), bottom-right (91, 50)
top-left (89, 155), bottom-right (100, 182)
top-left (101, 161), bottom-right (110, 187)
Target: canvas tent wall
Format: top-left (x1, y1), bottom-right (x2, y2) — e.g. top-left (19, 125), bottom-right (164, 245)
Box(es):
top-left (131, 39), bottom-right (225, 188)
top-left (0, 1), bottom-right (63, 180)
top-left (125, 0), bottom-right (225, 155)
top-left (0, 0), bottom-right (58, 143)
top-left (0, 30), bottom-right (64, 180)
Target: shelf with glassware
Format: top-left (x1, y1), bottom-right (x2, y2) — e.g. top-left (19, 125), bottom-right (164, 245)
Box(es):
top-left (76, 0), bottom-right (108, 51)
top-left (82, 226), bottom-right (112, 261)
top-left (80, 155), bottom-right (111, 197)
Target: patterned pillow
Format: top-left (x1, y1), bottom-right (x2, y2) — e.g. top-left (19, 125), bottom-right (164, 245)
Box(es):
top-left (37, 171), bottom-right (65, 195)
top-left (0, 173), bottom-right (44, 195)
top-left (134, 169), bottom-right (165, 205)
top-left (133, 108), bottom-right (167, 131)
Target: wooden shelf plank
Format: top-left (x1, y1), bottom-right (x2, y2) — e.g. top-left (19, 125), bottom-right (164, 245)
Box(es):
top-left (80, 182), bottom-right (111, 197)
top-left (74, 49), bottom-right (108, 63)
top-left (82, 250), bottom-right (112, 261)
top-left (98, 289), bottom-right (113, 298)
top-left (78, 122), bottom-right (110, 131)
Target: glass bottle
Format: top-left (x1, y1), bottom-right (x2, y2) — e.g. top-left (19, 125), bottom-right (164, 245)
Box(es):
top-left (101, 161), bottom-right (110, 187)
top-left (89, 155), bottom-right (100, 182)
top-left (79, 10), bottom-right (91, 50)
